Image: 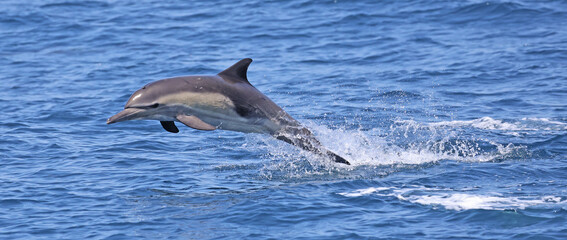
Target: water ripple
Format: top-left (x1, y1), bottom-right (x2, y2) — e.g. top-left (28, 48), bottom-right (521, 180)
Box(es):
top-left (1, 0), bottom-right (567, 239)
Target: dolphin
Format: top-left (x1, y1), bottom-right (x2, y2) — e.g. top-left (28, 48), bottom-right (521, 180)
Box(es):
top-left (107, 58), bottom-right (350, 165)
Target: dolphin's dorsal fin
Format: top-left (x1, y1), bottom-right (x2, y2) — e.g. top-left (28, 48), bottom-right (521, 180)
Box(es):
top-left (218, 58), bottom-right (252, 85)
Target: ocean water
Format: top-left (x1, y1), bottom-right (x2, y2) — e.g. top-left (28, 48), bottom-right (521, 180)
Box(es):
top-left (1, 0), bottom-right (566, 239)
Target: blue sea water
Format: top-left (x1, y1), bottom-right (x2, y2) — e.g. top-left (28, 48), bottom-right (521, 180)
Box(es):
top-left (1, 0), bottom-right (567, 239)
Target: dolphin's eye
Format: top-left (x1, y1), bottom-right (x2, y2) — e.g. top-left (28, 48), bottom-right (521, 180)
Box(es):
top-left (149, 103), bottom-right (159, 108)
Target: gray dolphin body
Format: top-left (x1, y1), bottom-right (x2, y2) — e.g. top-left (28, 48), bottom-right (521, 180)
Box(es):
top-left (107, 58), bottom-right (350, 165)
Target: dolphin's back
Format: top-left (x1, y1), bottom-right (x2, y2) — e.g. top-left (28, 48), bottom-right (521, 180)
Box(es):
top-left (146, 75), bottom-right (299, 134)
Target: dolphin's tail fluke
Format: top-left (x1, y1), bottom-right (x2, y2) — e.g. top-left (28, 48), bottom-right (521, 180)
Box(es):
top-left (326, 151), bottom-right (351, 165)
top-left (274, 127), bottom-right (351, 165)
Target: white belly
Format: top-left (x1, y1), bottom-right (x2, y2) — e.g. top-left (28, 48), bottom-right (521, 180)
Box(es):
top-left (155, 92), bottom-right (282, 133)
top-left (183, 105), bottom-right (280, 134)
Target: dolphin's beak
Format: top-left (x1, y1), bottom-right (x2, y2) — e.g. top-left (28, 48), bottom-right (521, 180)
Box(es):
top-left (106, 108), bottom-right (144, 124)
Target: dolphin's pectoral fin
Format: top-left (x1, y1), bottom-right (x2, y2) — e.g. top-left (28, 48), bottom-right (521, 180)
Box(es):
top-left (160, 121), bottom-right (179, 133)
top-left (176, 115), bottom-right (216, 131)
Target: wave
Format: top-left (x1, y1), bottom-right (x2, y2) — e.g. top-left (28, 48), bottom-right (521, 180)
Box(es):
top-left (307, 121), bottom-right (528, 166)
top-left (339, 186), bottom-right (566, 211)
top-left (433, 1), bottom-right (563, 26)
top-left (240, 116), bottom-right (567, 181)
top-left (398, 117), bottom-right (567, 136)
top-left (246, 116), bottom-right (561, 177)
top-left (378, 90), bottom-right (423, 99)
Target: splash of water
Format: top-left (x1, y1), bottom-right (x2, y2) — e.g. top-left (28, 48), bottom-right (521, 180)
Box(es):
top-left (306, 118), bottom-right (530, 166)
top-left (240, 116), bottom-right (556, 180)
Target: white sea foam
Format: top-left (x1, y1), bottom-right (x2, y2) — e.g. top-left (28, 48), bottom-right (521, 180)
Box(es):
top-left (338, 187), bottom-right (393, 197)
top-left (339, 186), bottom-right (566, 211)
top-left (521, 117), bottom-right (567, 131)
top-left (406, 193), bottom-right (563, 211)
top-left (251, 116), bottom-right (564, 169)
top-left (428, 117), bottom-right (530, 131)
top-left (398, 116), bottom-right (567, 135)
top-left (306, 122), bottom-right (527, 167)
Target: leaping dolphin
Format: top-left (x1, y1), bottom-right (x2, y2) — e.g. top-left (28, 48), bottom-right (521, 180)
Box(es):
top-left (107, 58), bottom-right (350, 165)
